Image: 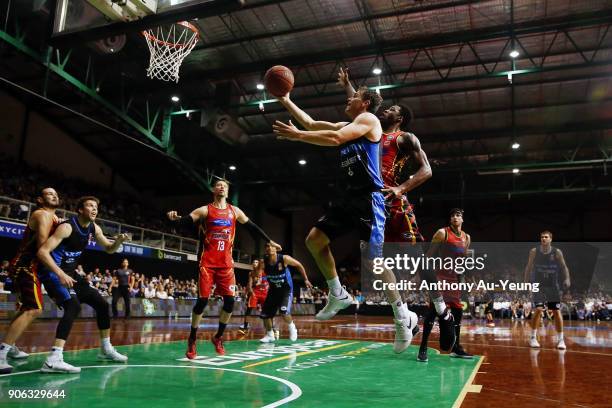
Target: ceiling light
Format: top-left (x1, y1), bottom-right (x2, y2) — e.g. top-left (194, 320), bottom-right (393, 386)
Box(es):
top-left (171, 95), bottom-right (180, 102)
top-left (256, 83), bottom-right (265, 90)
top-left (512, 168), bottom-right (520, 174)
top-left (298, 159), bottom-right (307, 165)
top-left (229, 165), bottom-right (237, 171)
top-left (512, 142), bottom-right (520, 150)
top-left (509, 50), bottom-right (519, 58)
top-left (372, 68), bottom-right (382, 75)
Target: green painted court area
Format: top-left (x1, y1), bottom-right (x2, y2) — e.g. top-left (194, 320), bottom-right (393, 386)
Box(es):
top-left (0, 339), bottom-right (481, 407)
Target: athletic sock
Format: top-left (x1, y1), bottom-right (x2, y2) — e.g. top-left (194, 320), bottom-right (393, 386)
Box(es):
top-left (391, 301), bottom-right (409, 320)
top-left (50, 346), bottom-right (63, 358)
top-left (100, 337), bottom-right (112, 352)
top-left (557, 332), bottom-right (564, 341)
top-left (189, 326), bottom-right (198, 341)
top-left (0, 343), bottom-right (11, 359)
top-left (432, 296), bottom-right (446, 315)
top-left (326, 277), bottom-right (343, 297)
top-left (215, 322), bottom-right (227, 339)
top-left (531, 329), bottom-right (537, 338)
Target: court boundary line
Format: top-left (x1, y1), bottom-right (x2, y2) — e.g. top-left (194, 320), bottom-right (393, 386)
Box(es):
top-left (0, 364), bottom-right (302, 408)
top-left (242, 341), bottom-right (359, 368)
top-left (451, 355), bottom-right (484, 408)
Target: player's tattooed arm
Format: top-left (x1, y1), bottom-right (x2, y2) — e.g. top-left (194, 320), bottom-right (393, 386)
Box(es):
top-left (555, 249), bottom-right (571, 289)
top-left (283, 255), bottom-right (313, 289)
top-left (523, 248), bottom-right (536, 283)
top-left (384, 133), bottom-right (432, 199)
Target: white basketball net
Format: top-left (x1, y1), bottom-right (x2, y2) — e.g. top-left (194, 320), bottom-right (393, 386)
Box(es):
top-left (142, 21), bottom-right (199, 82)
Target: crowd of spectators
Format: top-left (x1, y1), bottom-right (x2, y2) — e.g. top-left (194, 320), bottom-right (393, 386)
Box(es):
top-left (0, 155), bottom-right (175, 234)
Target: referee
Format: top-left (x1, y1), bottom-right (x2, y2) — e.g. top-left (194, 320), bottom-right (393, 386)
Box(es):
top-left (112, 258), bottom-right (133, 318)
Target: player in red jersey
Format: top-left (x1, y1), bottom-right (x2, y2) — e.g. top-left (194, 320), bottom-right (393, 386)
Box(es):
top-left (418, 208), bottom-right (473, 362)
top-left (167, 179), bottom-right (280, 356)
top-left (338, 69), bottom-right (460, 353)
top-left (0, 187), bottom-right (74, 374)
top-left (239, 258), bottom-right (269, 334)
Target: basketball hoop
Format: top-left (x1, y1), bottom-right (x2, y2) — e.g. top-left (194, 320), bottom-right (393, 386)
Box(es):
top-left (142, 21), bottom-right (199, 82)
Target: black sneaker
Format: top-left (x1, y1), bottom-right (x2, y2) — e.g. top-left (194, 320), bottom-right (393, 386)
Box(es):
top-left (438, 308), bottom-right (456, 351)
top-left (450, 346), bottom-right (473, 359)
top-left (417, 349), bottom-right (428, 363)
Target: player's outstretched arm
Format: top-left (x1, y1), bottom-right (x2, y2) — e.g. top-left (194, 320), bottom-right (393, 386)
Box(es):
top-left (233, 207), bottom-right (282, 251)
top-left (338, 67), bottom-right (356, 98)
top-left (167, 206), bottom-right (208, 228)
top-left (36, 224), bottom-right (77, 287)
top-left (273, 112), bottom-right (375, 146)
top-left (278, 94), bottom-right (347, 131)
top-left (94, 224), bottom-right (129, 254)
top-left (283, 255), bottom-right (313, 289)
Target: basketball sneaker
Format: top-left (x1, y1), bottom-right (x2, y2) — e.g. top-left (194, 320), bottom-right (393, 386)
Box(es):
top-left (8, 346), bottom-right (29, 359)
top-left (260, 330), bottom-right (276, 343)
top-left (288, 323), bottom-right (298, 342)
top-left (557, 338), bottom-right (566, 350)
top-left (238, 323), bottom-right (249, 336)
top-left (450, 345), bottom-right (473, 359)
top-left (417, 349), bottom-right (428, 363)
top-left (274, 329), bottom-right (280, 340)
top-left (98, 347), bottom-right (128, 362)
top-left (316, 290), bottom-right (353, 320)
top-left (0, 358), bottom-right (13, 374)
top-left (211, 336), bottom-right (225, 355)
top-left (438, 308), bottom-right (456, 351)
top-left (41, 354), bottom-right (81, 374)
top-left (393, 310), bottom-right (419, 354)
top-left (529, 337), bottom-right (541, 348)
top-left (186, 338), bottom-right (197, 359)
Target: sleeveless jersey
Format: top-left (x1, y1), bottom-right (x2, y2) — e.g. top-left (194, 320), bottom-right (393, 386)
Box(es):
top-left (437, 227), bottom-right (468, 277)
top-left (533, 246), bottom-right (560, 283)
top-left (252, 270), bottom-right (269, 294)
top-left (381, 131), bottom-right (412, 207)
top-left (264, 253), bottom-right (293, 289)
top-left (200, 204), bottom-right (236, 268)
top-left (10, 212), bottom-right (59, 271)
top-left (339, 134), bottom-right (384, 192)
top-left (49, 216), bottom-right (95, 277)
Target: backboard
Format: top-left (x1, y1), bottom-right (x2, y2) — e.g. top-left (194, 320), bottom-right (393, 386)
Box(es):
top-left (51, 0), bottom-right (245, 45)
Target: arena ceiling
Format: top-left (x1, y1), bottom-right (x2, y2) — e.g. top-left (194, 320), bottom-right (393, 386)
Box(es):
top-left (1, 0), bottom-right (611, 207)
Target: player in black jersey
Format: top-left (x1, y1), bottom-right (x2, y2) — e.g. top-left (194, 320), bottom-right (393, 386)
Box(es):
top-left (524, 230), bottom-right (571, 350)
top-left (37, 196), bottom-right (130, 373)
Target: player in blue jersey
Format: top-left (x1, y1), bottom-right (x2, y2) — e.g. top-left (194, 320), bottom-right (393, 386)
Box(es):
top-left (273, 88), bottom-right (419, 345)
top-left (258, 243), bottom-right (312, 343)
top-left (36, 196), bottom-right (130, 373)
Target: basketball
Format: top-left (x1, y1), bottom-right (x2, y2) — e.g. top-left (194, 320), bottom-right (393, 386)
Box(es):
top-left (264, 65), bottom-right (294, 97)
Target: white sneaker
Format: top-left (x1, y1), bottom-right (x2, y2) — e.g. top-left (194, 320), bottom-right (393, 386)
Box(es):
top-left (260, 331), bottom-right (276, 343)
top-left (8, 346), bottom-right (29, 359)
top-left (0, 358), bottom-right (13, 374)
top-left (557, 339), bottom-right (566, 350)
top-left (393, 311), bottom-right (419, 354)
top-left (288, 323), bottom-right (298, 342)
top-left (274, 329), bottom-right (280, 341)
top-left (529, 337), bottom-right (541, 348)
top-left (41, 354), bottom-right (81, 373)
top-left (316, 290), bottom-right (353, 320)
top-left (98, 347), bottom-right (128, 362)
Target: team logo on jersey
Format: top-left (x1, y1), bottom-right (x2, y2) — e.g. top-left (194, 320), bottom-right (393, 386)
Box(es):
top-left (387, 135), bottom-right (394, 140)
top-left (211, 232), bottom-right (230, 240)
top-left (211, 219), bottom-right (232, 227)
